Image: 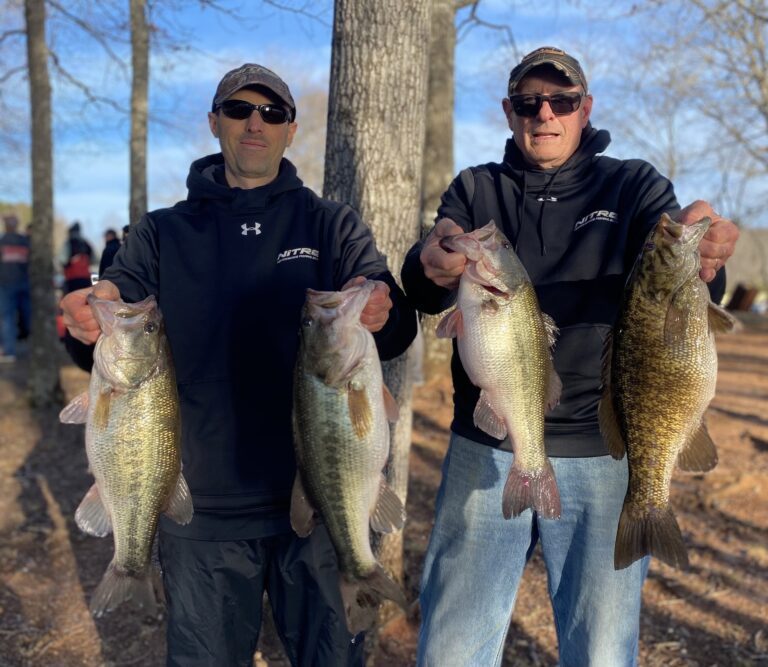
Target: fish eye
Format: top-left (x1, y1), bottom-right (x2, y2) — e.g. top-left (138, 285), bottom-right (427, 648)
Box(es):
top-left (503, 241), bottom-right (511, 249)
top-left (301, 317), bottom-right (313, 328)
top-left (144, 321), bottom-right (157, 334)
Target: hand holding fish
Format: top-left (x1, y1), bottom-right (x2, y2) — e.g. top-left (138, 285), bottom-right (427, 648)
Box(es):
top-left (420, 218), bottom-right (467, 289)
top-left (60, 279), bottom-right (120, 344)
top-left (342, 276), bottom-right (392, 332)
top-left (676, 200), bottom-right (740, 283)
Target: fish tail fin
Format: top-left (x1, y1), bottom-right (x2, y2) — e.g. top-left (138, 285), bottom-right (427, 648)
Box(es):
top-left (90, 561), bottom-right (158, 618)
top-left (502, 460), bottom-right (561, 520)
top-left (614, 504), bottom-right (689, 570)
top-left (339, 565), bottom-right (408, 634)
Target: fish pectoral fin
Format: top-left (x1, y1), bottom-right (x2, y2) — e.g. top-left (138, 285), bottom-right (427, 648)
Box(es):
top-left (93, 391), bottom-right (112, 430)
top-left (370, 476), bottom-right (405, 533)
top-left (435, 308), bottom-right (463, 339)
top-left (382, 384), bottom-right (399, 423)
top-left (348, 385), bottom-right (373, 439)
top-left (473, 391), bottom-right (507, 440)
top-left (676, 422), bottom-right (718, 472)
top-left (708, 302), bottom-right (741, 334)
top-left (663, 300), bottom-right (690, 346)
top-left (546, 360), bottom-right (562, 412)
top-left (164, 472), bottom-right (194, 525)
top-left (59, 392), bottom-right (90, 424)
top-left (289, 473), bottom-right (317, 538)
top-left (75, 484), bottom-right (112, 537)
top-left (598, 392), bottom-right (626, 460)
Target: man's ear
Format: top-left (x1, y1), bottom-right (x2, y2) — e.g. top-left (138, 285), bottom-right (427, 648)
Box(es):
top-left (580, 95), bottom-right (593, 128)
top-left (208, 112), bottom-right (219, 138)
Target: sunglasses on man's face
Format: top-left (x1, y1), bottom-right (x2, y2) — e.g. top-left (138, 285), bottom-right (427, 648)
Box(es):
top-left (217, 99), bottom-right (291, 124)
top-left (509, 92), bottom-right (584, 118)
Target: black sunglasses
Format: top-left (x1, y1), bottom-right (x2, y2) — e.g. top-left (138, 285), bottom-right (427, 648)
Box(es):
top-left (217, 99), bottom-right (291, 124)
top-left (509, 92), bottom-right (584, 118)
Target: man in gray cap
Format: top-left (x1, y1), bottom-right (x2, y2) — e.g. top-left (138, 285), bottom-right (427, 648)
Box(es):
top-left (60, 63), bottom-right (416, 666)
top-left (402, 46), bottom-right (739, 666)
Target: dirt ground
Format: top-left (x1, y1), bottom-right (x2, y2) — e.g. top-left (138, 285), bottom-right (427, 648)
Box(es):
top-left (1, 313), bottom-right (767, 667)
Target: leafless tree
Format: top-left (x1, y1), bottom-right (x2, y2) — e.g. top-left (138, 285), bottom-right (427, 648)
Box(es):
top-left (129, 0), bottom-right (149, 227)
top-left (323, 0), bottom-right (432, 634)
top-left (595, 0), bottom-right (768, 226)
top-left (24, 0), bottom-right (62, 407)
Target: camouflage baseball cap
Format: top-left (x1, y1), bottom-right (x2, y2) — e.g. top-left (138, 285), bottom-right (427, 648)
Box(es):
top-left (507, 47), bottom-right (588, 96)
top-left (212, 64), bottom-right (296, 120)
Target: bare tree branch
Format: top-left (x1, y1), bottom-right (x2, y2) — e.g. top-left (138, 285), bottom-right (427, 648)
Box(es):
top-left (456, 0), bottom-right (515, 49)
top-left (47, 0), bottom-right (128, 71)
top-left (48, 51), bottom-right (126, 112)
top-left (0, 28), bottom-right (26, 46)
top-left (0, 64), bottom-right (26, 83)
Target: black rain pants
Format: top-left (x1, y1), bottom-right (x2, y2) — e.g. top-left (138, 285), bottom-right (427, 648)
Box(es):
top-left (158, 526), bottom-right (365, 667)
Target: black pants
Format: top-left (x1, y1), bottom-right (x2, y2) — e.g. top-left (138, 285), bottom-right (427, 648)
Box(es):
top-left (158, 527), bottom-right (365, 667)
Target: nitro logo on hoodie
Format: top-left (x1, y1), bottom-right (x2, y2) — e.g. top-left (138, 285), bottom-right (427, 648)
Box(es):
top-left (574, 210), bottom-right (617, 231)
top-left (276, 247), bottom-right (320, 263)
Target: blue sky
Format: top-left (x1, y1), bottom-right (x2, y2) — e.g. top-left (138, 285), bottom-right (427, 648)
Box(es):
top-left (1, 1), bottom-right (763, 247)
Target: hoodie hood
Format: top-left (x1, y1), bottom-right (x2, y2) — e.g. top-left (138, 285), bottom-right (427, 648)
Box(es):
top-left (501, 124), bottom-right (611, 255)
top-left (503, 123), bottom-right (611, 182)
top-left (185, 153), bottom-right (304, 210)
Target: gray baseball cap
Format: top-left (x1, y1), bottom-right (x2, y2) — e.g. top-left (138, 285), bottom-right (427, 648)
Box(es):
top-left (508, 47), bottom-right (588, 95)
top-left (212, 64), bottom-right (296, 120)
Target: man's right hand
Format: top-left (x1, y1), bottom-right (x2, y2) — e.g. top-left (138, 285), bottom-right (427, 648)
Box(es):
top-left (420, 218), bottom-right (467, 290)
top-left (60, 279), bottom-right (120, 344)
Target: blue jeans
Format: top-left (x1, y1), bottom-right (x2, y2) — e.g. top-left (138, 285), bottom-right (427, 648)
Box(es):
top-left (0, 282), bottom-right (30, 357)
top-left (418, 433), bottom-right (649, 667)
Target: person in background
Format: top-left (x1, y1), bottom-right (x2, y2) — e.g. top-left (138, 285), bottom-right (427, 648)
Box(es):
top-left (98, 228), bottom-right (121, 276)
top-left (402, 46), bottom-right (739, 667)
top-left (59, 221), bottom-right (93, 293)
top-left (0, 214), bottom-right (30, 363)
top-left (60, 63), bottom-right (416, 667)
top-left (121, 224), bottom-right (130, 243)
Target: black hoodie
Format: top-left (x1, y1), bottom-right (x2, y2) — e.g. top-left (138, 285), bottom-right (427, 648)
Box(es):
top-left (90, 154), bottom-right (417, 539)
top-left (402, 126), bottom-right (725, 458)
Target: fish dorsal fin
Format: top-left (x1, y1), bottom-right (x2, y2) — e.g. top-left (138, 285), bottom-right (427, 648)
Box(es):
top-left (59, 392), bottom-right (90, 424)
top-left (677, 422), bottom-right (718, 472)
top-left (708, 302), bottom-right (741, 334)
top-left (473, 390), bottom-right (507, 440)
top-left (546, 360), bottom-right (562, 412)
top-left (164, 472), bottom-right (194, 525)
top-left (436, 308), bottom-right (464, 339)
top-left (370, 476), bottom-right (406, 533)
top-left (289, 473), bottom-right (317, 538)
top-left (542, 312), bottom-right (558, 349)
top-left (348, 383), bottom-right (373, 439)
top-left (598, 392), bottom-right (626, 460)
top-left (597, 329), bottom-right (626, 458)
top-left (383, 384), bottom-right (399, 423)
top-left (75, 483), bottom-right (112, 537)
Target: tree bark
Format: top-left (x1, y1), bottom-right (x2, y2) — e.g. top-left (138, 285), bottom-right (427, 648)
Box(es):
top-left (419, 0), bottom-right (461, 380)
top-left (323, 0), bottom-right (432, 630)
top-left (24, 0), bottom-right (62, 407)
top-left (129, 0), bottom-right (149, 226)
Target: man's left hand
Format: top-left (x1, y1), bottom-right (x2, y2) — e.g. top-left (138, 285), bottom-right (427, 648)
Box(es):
top-left (677, 200), bottom-right (740, 282)
top-left (342, 276), bottom-right (392, 333)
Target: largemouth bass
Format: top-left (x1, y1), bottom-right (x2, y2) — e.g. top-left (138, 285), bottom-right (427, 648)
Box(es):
top-left (436, 221), bottom-right (562, 519)
top-left (60, 295), bottom-right (193, 616)
top-left (291, 280), bottom-right (407, 634)
top-left (599, 213), bottom-right (739, 569)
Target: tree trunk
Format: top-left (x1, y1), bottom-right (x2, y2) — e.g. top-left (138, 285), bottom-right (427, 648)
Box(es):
top-left (129, 0), bottom-right (149, 226)
top-left (419, 0), bottom-right (461, 380)
top-left (24, 0), bottom-right (62, 407)
top-left (323, 0), bottom-right (432, 631)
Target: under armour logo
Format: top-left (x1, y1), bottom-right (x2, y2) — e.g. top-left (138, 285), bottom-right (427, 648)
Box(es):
top-left (241, 222), bottom-right (262, 236)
